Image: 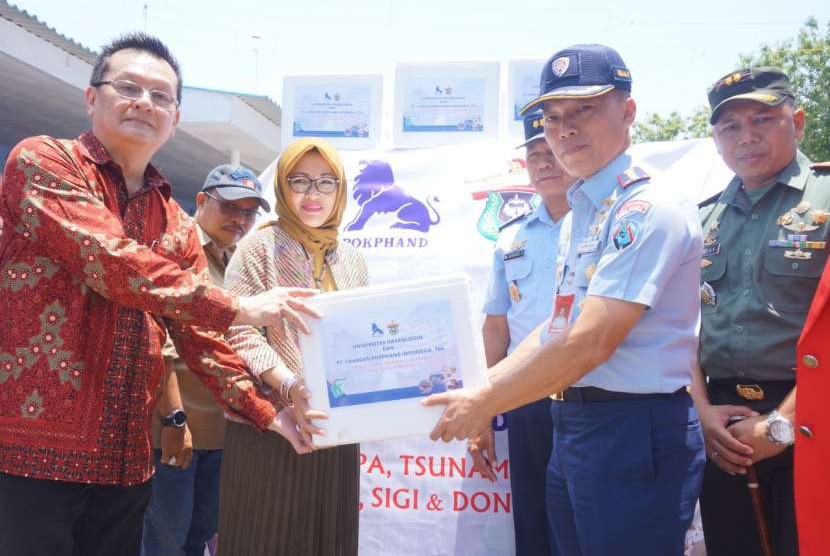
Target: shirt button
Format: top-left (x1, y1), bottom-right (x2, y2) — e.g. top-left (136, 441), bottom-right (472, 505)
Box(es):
top-left (803, 355), bottom-right (820, 369)
top-left (751, 213), bottom-right (760, 220)
top-left (743, 288), bottom-right (751, 296)
top-left (799, 425), bottom-right (814, 439)
top-left (792, 262), bottom-right (800, 270)
top-left (744, 248), bottom-right (752, 256)
top-left (737, 371), bottom-right (746, 377)
top-left (736, 325), bottom-right (744, 333)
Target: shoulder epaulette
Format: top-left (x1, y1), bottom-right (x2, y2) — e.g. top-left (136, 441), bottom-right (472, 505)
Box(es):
top-left (698, 192), bottom-right (722, 209)
top-left (811, 161), bottom-right (830, 172)
top-left (498, 210), bottom-right (531, 231)
top-left (617, 166), bottom-right (650, 189)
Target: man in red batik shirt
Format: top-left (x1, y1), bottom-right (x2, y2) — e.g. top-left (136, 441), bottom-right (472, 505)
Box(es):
top-left (0, 33), bottom-right (318, 556)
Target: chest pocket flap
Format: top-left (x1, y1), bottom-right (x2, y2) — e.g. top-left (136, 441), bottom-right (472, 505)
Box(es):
top-left (762, 247), bottom-right (827, 313)
top-left (505, 257), bottom-right (533, 282)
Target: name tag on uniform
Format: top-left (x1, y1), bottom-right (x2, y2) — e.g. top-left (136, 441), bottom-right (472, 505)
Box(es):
top-left (703, 243), bottom-right (720, 257)
top-left (504, 249), bottom-right (525, 261)
top-left (576, 240), bottom-right (600, 255)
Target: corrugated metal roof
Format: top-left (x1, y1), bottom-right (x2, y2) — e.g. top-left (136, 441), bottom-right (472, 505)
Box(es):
top-left (0, 1), bottom-right (97, 64)
top-left (0, 1), bottom-right (282, 126)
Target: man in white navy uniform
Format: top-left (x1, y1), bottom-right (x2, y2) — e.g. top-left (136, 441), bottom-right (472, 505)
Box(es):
top-left (425, 43), bottom-right (706, 556)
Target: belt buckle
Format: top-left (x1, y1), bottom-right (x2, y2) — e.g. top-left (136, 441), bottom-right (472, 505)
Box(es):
top-left (550, 391), bottom-right (564, 402)
top-left (736, 384), bottom-right (765, 401)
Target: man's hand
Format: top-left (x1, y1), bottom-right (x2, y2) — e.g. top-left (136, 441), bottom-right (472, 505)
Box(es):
top-left (728, 414), bottom-right (788, 465)
top-left (161, 424), bottom-right (193, 469)
top-left (268, 409), bottom-right (316, 454)
top-left (288, 378), bottom-right (328, 447)
top-left (467, 426), bottom-right (498, 483)
top-left (235, 287), bottom-right (321, 335)
top-left (698, 402), bottom-right (757, 474)
top-left (424, 386), bottom-right (493, 443)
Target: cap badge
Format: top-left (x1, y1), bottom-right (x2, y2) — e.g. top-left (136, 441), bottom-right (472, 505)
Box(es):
top-left (551, 56), bottom-right (570, 77)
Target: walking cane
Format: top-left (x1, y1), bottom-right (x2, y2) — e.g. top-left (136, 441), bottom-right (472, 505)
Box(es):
top-left (746, 465), bottom-right (775, 556)
top-left (726, 416), bottom-right (775, 556)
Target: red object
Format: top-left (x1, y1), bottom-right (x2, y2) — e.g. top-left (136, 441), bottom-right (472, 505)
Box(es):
top-left (795, 254), bottom-right (830, 555)
top-left (0, 132), bottom-right (276, 486)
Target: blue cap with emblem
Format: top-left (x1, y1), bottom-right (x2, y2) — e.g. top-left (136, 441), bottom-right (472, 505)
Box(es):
top-left (516, 110), bottom-right (545, 149)
top-left (520, 44), bottom-right (632, 116)
top-left (202, 164), bottom-right (270, 211)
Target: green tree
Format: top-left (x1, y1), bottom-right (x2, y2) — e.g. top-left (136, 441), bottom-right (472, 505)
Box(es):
top-left (633, 106), bottom-right (711, 143)
top-left (739, 17), bottom-right (830, 162)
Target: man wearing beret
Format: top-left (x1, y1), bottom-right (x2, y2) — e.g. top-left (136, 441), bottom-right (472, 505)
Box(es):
top-left (692, 67), bottom-right (830, 556)
top-left (426, 44), bottom-right (705, 555)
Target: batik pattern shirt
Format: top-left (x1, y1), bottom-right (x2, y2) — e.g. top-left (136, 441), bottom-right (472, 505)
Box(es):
top-left (0, 132), bottom-right (276, 485)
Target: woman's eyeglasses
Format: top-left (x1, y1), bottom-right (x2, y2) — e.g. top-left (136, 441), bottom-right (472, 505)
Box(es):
top-left (286, 174), bottom-right (340, 195)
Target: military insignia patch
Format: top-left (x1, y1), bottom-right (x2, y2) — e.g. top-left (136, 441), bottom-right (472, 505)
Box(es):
top-left (701, 282), bottom-right (717, 306)
top-left (612, 219), bottom-right (640, 250)
top-left (616, 167), bottom-right (650, 189)
top-left (615, 199), bottom-right (652, 219)
top-left (552, 56), bottom-right (570, 77)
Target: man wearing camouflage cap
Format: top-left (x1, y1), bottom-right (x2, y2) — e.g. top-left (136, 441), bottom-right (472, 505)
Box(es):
top-left (692, 67), bottom-right (830, 556)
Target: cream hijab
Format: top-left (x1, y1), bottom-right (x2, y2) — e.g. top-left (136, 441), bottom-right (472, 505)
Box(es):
top-left (272, 138), bottom-right (348, 289)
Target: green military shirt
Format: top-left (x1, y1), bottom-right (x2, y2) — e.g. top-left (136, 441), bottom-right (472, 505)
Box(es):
top-left (699, 151), bottom-right (830, 381)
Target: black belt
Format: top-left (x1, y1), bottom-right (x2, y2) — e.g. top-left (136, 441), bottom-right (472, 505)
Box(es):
top-left (555, 386), bottom-right (687, 403)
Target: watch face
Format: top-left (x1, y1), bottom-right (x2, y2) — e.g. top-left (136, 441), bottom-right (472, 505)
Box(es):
top-left (770, 419), bottom-right (794, 444)
top-left (169, 410), bottom-right (187, 427)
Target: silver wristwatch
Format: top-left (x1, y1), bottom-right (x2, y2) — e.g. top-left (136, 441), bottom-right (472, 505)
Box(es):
top-left (765, 410), bottom-right (794, 446)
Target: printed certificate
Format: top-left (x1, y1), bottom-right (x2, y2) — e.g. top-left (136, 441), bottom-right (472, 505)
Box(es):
top-left (299, 275), bottom-right (487, 447)
top-left (282, 75), bottom-right (383, 150)
top-left (292, 83), bottom-right (372, 139)
top-left (393, 62), bottom-right (499, 147)
top-left (401, 78), bottom-right (486, 133)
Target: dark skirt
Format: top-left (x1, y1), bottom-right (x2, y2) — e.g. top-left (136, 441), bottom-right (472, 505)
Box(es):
top-left (218, 420), bottom-right (359, 556)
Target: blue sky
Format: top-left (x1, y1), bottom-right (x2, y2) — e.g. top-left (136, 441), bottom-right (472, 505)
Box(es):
top-left (12, 0), bottom-right (829, 120)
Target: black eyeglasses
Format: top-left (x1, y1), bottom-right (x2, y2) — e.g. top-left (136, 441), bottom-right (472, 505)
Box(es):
top-left (92, 79), bottom-right (179, 110)
top-left (204, 192), bottom-right (260, 220)
top-left (286, 174), bottom-right (340, 195)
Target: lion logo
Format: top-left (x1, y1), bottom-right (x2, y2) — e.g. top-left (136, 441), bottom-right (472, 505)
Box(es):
top-left (345, 160), bottom-right (440, 233)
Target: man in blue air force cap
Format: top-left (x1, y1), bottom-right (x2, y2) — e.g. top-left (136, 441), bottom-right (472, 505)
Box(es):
top-left (425, 44), bottom-right (705, 555)
top-left (471, 111), bottom-right (575, 556)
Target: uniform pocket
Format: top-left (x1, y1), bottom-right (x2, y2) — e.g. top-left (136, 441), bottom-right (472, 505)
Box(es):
top-left (504, 257), bottom-right (533, 282)
top-left (762, 247), bottom-right (826, 313)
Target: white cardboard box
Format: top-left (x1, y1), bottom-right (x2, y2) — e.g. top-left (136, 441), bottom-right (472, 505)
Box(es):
top-left (299, 274), bottom-right (487, 447)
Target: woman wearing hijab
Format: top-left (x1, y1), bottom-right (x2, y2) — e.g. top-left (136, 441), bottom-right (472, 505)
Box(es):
top-left (218, 138), bottom-right (368, 556)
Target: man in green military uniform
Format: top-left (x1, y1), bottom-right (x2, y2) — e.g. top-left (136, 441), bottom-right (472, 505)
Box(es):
top-left (691, 67), bottom-right (830, 556)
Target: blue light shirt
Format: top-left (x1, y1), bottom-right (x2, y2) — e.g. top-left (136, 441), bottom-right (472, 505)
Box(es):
top-left (544, 152), bottom-right (703, 393)
top-left (483, 202), bottom-right (564, 354)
